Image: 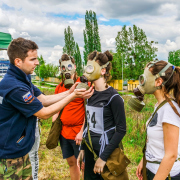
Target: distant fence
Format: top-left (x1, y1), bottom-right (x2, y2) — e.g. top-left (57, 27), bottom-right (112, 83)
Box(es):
top-left (108, 80), bottom-right (123, 91)
top-left (35, 76), bottom-right (139, 92)
top-left (108, 79), bottom-right (139, 91)
top-left (35, 76), bottom-right (61, 83)
top-left (127, 80), bottom-right (139, 91)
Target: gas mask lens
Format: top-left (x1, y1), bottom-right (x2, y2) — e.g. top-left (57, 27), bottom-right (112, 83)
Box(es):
top-left (139, 75), bottom-right (146, 86)
top-left (61, 64), bottom-right (73, 71)
top-left (62, 65), bottom-right (66, 71)
top-left (86, 65), bottom-right (94, 74)
top-left (68, 64), bottom-right (72, 70)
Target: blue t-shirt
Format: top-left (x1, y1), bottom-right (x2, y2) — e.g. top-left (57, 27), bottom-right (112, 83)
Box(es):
top-left (0, 64), bottom-right (43, 159)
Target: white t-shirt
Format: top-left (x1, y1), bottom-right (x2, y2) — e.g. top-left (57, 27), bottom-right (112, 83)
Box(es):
top-left (146, 101), bottom-right (180, 176)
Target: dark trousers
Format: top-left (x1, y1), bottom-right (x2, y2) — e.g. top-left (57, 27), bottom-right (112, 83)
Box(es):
top-left (147, 169), bottom-right (180, 180)
top-left (84, 145), bottom-right (104, 180)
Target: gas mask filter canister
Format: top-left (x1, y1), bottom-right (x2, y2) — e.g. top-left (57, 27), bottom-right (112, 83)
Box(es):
top-left (128, 62), bottom-right (175, 112)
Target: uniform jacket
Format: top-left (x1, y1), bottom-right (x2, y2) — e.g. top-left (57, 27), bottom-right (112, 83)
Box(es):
top-left (0, 64), bottom-right (43, 159)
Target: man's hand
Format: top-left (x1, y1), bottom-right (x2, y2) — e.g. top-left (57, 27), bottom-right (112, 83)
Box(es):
top-left (75, 131), bottom-right (83, 145)
top-left (82, 86), bottom-right (94, 99)
top-left (93, 158), bottom-right (106, 174)
top-left (69, 82), bottom-right (79, 94)
top-left (77, 150), bottom-right (85, 170)
top-left (73, 86), bottom-right (94, 99)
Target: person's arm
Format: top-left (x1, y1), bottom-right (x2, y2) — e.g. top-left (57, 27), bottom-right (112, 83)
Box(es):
top-left (52, 113), bottom-right (59, 122)
top-left (75, 117), bottom-right (85, 145)
top-left (153, 123), bottom-right (179, 180)
top-left (34, 88), bottom-right (93, 119)
top-left (38, 90), bottom-right (71, 107)
top-left (37, 83), bottom-right (93, 107)
top-left (100, 95), bottom-right (126, 161)
top-left (37, 82), bottom-right (76, 107)
top-left (136, 158), bottom-right (143, 180)
top-left (80, 115), bottom-right (87, 151)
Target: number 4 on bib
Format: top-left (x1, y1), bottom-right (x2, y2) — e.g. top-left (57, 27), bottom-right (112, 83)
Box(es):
top-left (91, 112), bottom-right (96, 128)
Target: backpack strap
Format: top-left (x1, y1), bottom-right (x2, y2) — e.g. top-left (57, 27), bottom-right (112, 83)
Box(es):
top-left (82, 99), bottom-right (98, 161)
top-left (164, 95), bottom-right (180, 118)
top-left (147, 99), bottom-right (168, 127)
top-left (87, 122), bottom-right (99, 161)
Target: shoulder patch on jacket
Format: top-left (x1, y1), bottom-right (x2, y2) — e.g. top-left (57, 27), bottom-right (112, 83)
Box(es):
top-left (23, 91), bottom-right (33, 102)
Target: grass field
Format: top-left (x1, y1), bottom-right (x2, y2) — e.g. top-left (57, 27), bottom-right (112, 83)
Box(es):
top-left (37, 87), bottom-right (157, 180)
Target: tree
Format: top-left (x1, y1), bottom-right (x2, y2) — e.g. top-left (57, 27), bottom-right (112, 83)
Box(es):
top-left (39, 64), bottom-right (48, 79)
top-left (46, 64), bottom-right (59, 77)
top-left (168, 50), bottom-right (180, 66)
top-left (34, 55), bottom-right (59, 79)
top-left (114, 25), bottom-right (158, 80)
top-left (63, 26), bottom-right (75, 56)
top-left (74, 43), bottom-right (83, 76)
top-left (38, 64), bottom-right (59, 79)
top-left (110, 52), bottom-right (121, 80)
top-left (83, 10), bottom-right (101, 64)
top-left (34, 55), bottom-right (45, 77)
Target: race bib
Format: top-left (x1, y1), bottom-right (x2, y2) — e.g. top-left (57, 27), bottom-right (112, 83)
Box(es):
top-left (86, 105), bottom-right (104, 134)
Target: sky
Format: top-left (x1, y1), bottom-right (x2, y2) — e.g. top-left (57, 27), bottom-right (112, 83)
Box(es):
top-left (0, 0), bottom-right (180, 65)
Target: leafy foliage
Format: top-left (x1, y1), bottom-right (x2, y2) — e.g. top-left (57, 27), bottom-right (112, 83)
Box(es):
top-left (63, 26), bottom-right (75, 56)
top-left (63, 26), bottom-right (83, 76)
top-left (39, 64), bottom-right (59, 79)
top-left (74, 43), bottom-right (83, 76)
top-left (34, 55), bottom-right (45, 77)
top-left (83, 10), bottom-right (101, 65)
top-left (113, 25), bottom-right (158, 80)
top-left (35, 55), bottom-right (59, 79)
top-left (168, 50), bottom-right (180, 66)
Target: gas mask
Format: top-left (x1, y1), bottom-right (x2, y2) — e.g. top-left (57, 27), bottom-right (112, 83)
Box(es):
top-left (60, 59), bottom-right (75, 89)
top-left (76, 59), bottom-right (109, 90)
top-left (128, 61), bottom-right (175, 112)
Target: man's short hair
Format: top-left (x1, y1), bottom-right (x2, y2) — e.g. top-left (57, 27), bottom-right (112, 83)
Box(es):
top-left (7, 37), bottom-right (39, 64)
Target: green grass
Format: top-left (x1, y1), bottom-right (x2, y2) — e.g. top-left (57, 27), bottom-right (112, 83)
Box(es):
top-left (121, 94), bottom-right (156, 179)
top-left (38, 89), bottom-right (157, 180)
top-left (38, 87), bottom-right (56, 95)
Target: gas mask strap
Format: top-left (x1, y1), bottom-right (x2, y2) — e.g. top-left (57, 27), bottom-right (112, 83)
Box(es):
top-left (101, 61), bottom-right (110, 69)
top-left (59, 54), bottom-right (72, 62)
top-left (162, 65), bottom-right (175, 86)
top-left (154, 63), bottom-right (175, 86)
top-left (158, 63), bottom-right (172, 77)
top-left (68, 55), bottom-right (73, 61)
top-left (154, 63), bottom-right (174, 87)
top-left (92, 51), bottom-right (99, 61)
top-left (147, 62), bottom-right (156, 69)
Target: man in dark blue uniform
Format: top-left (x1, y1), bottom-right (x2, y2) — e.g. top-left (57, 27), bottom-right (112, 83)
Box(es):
top-left (0, 37), bottom-right (93, 180)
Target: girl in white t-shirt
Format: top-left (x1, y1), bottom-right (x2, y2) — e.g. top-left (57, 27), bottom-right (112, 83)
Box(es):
top-left (136, 60), bottom-right (180, 180)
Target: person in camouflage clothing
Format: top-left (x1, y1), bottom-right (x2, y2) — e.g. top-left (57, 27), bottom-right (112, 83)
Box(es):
top-left (0, 154), bottom-right (32, 180)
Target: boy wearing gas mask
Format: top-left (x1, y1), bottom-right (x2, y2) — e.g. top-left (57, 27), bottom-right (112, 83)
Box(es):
top-left (77, 51), bottom-right (128, 179)
top-left (131, 61), bottom-right (180, 180)
top-left (52, 54), bottom-right (87, 180)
